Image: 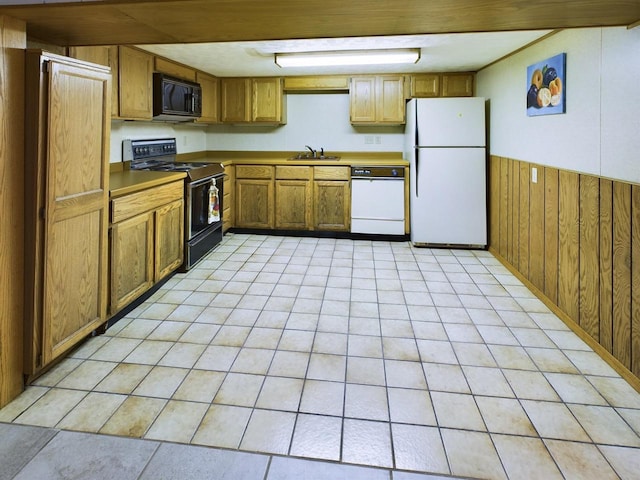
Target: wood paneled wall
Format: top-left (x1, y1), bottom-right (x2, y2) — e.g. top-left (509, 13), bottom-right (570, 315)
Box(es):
top-left (0, 16), bottom-right (26, 408)
top-left (489, 156), bottom-right (640, 383)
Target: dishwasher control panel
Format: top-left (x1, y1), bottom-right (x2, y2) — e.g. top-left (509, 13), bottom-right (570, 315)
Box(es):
top-left (351, 166), bottom-right (405, 178)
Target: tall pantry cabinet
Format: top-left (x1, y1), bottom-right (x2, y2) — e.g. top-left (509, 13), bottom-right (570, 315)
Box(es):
top-left (24, 51), bottom-right (111, 378)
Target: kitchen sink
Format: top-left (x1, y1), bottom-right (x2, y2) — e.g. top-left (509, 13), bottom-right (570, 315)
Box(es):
top-left (288, 154), bottom-right (340, 161)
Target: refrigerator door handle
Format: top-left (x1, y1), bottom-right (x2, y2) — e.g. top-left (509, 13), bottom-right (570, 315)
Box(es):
top-left (414, 104), bottom-right (420, 197)
top-left (414, 147), bottom-right (420, 197)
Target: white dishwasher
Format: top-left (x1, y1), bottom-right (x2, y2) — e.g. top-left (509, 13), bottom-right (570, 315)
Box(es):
top-left (351, 166), bottom-right (405, 235)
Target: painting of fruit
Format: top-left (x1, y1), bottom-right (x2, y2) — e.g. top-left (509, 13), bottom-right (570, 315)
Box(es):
top-left (526, 53), bottom-right (566, 116)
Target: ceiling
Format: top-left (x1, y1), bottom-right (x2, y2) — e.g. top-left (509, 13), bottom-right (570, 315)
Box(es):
top-left (1, 0), bottom-right (638, 76)
top-left (138, 31), bottom-right (553, 77)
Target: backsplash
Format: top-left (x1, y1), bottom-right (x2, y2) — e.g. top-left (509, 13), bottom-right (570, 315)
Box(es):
top-left (110, 93), bottom-right (405, 163)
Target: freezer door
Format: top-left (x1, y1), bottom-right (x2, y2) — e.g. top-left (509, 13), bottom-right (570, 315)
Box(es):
top-left (416, 97), bottom-right (486, 147)
top-left (410, 147), bottom-right (487, 246)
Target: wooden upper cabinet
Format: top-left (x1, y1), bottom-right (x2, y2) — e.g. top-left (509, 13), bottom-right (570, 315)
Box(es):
top-left (68, 46), bottom-right (119, 117)
top-left (349, 76), bottom-right (376, 123)
top-left (221, 78), bottom-right (252, 123)
top-left (252, 77), bottom-right (284, 123)
top-left (411, 73), bottom-right (440, 97)
top-left (441, 73), bottom-right (474, 97)
top-left (118, 46), bottom-right (153, 120)
top-left (283, 75), bottom-right (349, 91)
top-left (409, 73), bottom-right (474, 98)
top-left (221, 77), bottom-right (285, 124)
top-left (350, 75), bottom-right (405, 125)
top-left (154, 56), bottom-right (196, 81)
top-left (378, 75), bottom-right (405, 124)
top-left (196, 71), bottom-right (220, 124)
top-left (68, 45), bottom-right (111, 67)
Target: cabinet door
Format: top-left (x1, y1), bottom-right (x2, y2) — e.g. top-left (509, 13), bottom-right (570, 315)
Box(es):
top-left (378, 75), bottom-right (405, 124)
top-left (155, 199), bottom-right (184, 281)
top-left (110, 212), bottom-right (154, 313)
top-left (154, 57), bottom-right (196, 81)
top-left (411, 74), bottom-right (440, 97)
top-left (236, 179), bottom-right (274, 228)
top-left (69, 46), bottom-right (119, 117)
top-left (223, 165), bottom-right (234, 232)
top-left (118, 46), bottom-right (153, 120)
top-left (350, 76), bottom-right (376, 123)
top-left (221, 78), bottom-right (251, 123)
top-left (40, 58), bottom-right (111, 366)
top-left (197, 72), bottom-right (220, 124)
top-left (442, 73), bottom-right (474, 97)
top-left (275, 180), bottom-right (311, 230)
top-left (314, 181), bottom-right (350, 231)
top-left (252, 77), bottom-right (283, 123)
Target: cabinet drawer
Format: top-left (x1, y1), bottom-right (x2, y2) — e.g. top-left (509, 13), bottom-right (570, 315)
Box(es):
top-left (112, 180), bottom-right (184, 223)
top-left (236, 165), bottom-right (274, 179)
top-left (276, 165), bottom-right (312, 180)
top-left (314, 166), bottom-right (350, 180)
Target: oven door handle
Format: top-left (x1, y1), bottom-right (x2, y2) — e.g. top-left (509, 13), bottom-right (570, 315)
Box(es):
top-left (189, 176), bottom-right (217, 188)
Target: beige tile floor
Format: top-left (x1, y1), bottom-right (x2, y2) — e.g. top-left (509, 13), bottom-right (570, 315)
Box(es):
top-left (2, 233), bottom-right (640, 479)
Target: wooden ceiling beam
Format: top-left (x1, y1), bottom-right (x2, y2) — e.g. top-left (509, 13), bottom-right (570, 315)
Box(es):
top-left (0, 0), bottom-right (639, 46)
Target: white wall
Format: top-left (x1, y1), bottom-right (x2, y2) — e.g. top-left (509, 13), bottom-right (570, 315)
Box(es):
top-left (110, 93), bottom-right (405, 162)
top-left (109, 121), bottom-right (208, 163)
top-left (476, 26), bottom-right (640, 183)
top-left (206, 93), bottom-right (405, 154)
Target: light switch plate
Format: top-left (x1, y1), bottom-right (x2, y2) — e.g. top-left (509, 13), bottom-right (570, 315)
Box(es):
top-left (531, 167), bottom-right (538, 184)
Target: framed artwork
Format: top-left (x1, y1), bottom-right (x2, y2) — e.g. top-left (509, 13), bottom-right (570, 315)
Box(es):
top-left (526, 53), bottom-right (566, 116)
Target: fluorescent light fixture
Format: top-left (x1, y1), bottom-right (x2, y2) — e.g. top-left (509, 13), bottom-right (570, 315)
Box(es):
top-left (275, 49), bottom-right (420, 67)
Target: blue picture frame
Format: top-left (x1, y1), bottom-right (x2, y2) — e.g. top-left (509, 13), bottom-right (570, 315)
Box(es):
top-left (526, 53), bottom-right (566, 116)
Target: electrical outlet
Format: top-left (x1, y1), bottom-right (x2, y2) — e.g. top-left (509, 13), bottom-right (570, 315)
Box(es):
top-left (531, 167), bottom-right (538, 184)
top-left (364, 136), bottom-right (374, 145)
top-left (183, 135), bottom-right (188, 146)
top-left (375, 136), bottom-right (382, 144)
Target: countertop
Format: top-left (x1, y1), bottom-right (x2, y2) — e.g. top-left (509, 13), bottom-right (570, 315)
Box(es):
top-left (178, 151), bottom-right (408, 167)
top-left (109, 170), bottom-right (187, 198)
top-left (109, 151), bottom-right (408, 196)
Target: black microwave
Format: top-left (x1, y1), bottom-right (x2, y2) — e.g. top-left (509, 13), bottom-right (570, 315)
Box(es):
top-left (153, 73), bottom-right (202, 121)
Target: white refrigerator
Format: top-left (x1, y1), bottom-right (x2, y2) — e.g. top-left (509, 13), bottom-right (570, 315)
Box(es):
top-left (405, 97), bottom-right (487, 247)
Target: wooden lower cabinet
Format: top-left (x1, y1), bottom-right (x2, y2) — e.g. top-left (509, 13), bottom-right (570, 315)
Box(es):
top-left (109, 181), bottom-right (184, 315)
top-left (234, 164), bottom-right (350, 232)
top-left (276, 180), bottom-right (311, 229)
top-left (155, 199), bottom-right (184, 280)
top-left (236, 179), bottom-right (275, 228)
top-left (313, 166), bottom-right (350, 231)
top-left (223, 165), bottom-right (234, 232)
top-left (235, 165), bottom-right (275, 229)
top-left (275, 166), bottom-right (312, 230)
top-left (314, 180), bottom-right (350, 231)
top-left (110, 212), bottom-right (154, 312)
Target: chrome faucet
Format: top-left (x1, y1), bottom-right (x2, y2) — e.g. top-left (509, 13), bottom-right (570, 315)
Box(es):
top-left (305, 145), bottom-right (316, 158)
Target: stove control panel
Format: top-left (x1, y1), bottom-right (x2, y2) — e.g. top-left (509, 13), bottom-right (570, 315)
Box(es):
top-left (123, 138), bottom-right (177, 162)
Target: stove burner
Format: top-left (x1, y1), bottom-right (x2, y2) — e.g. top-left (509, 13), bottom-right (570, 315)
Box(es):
top-left (127, 139), bottom-right (224, 181)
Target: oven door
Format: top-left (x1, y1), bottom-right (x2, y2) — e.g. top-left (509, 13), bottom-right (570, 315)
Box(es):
top-left (186, 175), bottom-right (223, 240)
